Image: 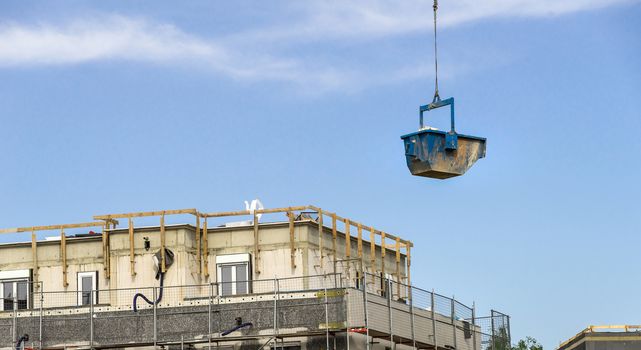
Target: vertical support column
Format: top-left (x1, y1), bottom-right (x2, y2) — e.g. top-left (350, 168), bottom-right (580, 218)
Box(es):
top-left (129, 218), bottom-right (136, 276)
top-left (324, 274), bottom-right (330, 350)
top-left (409, 285), bottom-right (416, 349)
top-left (12, 296), bottom-right (17, 347)
top-left (387, 279), bottom-right (394, 350)
top-left (395, 238), bottom-right (401, 299)
top-left (345, 219), bottom-right (351, 259)
top-left (369, 229), bottom-right (376, 272)
top-left (362, 272), bottom-right (371, 350)
top-left (39, 285), bottom-right (43, 350)
top-left (472, 302), bottom-right (477, 350)
top-left (61, 228), bottom-right (68, 287)
top-left (357, 224), bottom-right (363, 260)
top-left (273, 277), bottom-right (279, 341)
top-left (331, 214), bottom-right (337, 266)
top-left (208, 283), bottom-right (213, 350)
top-left (90, 292), bottom-right (94, 348)
top-left (288, 212), bottom-right (296, 269)
top-left (196, 215), bottom-right (201, 274)
top-left (253, 212), bottom-right (260, 275)
top-left (31, 229), bottom-right (38, 289)
top-left (431, 290), bottom-right (438, 349)
top-left (491, 310), bottom-right (496, 350)
top-left (380, 232), bottom-right (386, 281)
top-left (318, 209), bottom-right (324, 269)
top-left (507, 315), bottom-right (512, 346)
top-left (203, 218), bottom-right (209, 278)
top-left (406, 244), bottom-right (412, 290)
top-left (160, 213), bottom-right (166, 273)
top-left (103, 222), bottom-right (110, 279)
top-left (452, 297), bottom-right (457, 350)
top-left (153, 287), bottom-right (158, 348)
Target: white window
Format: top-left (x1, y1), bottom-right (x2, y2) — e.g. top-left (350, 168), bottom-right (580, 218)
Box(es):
top-left (0, 270), bottom-right (31, 311)
top-left (216, 254), bottom-right (251, 296)
top-left (77, 271), bottom-right (98, 305)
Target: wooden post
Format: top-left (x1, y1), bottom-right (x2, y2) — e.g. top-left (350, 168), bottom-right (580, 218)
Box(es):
top-left (395, 237), bottom-right (401, 298)
top-left (370, 228), bottom-right (376, 272)
top-left (406, 244), bottom-right (412, 287)
top-left (381, 232), bottom-right (386, 280)
top-left (31, 229), bottom-right (38, 289)
top-left (196, 215), bottom-right (201, 274)
top-left (332, 214), bottom-right (337, 263)
top-left (203, 218), bottom-right (209, 277)
top-left (289, 211), bottom-right (296, 269)
top-left (357, 224), bottom-right (363, 260)
top-left (61, 228), bottom-right (68, 287)
top-left (103, 222), bottom-right (110, 279)
top-left (318, 209), bottom-right (324, 269)
top-left (254, 212), bottom-right (260, 275)
top-left (345, 219), bottom-right (351, 259)
top-left (160, 213), bottom-right (166, 273)
top-left (129, 218), bottom-right (136, 276)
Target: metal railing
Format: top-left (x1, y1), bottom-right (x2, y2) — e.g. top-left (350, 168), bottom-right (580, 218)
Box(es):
top-left (0, 274), bottom-right (510, 350)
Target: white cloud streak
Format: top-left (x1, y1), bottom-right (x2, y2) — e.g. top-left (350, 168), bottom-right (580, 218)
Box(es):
top-left (0, 0), bottom-right (636, 91)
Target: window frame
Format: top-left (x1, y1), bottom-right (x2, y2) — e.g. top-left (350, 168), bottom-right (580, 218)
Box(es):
top-left (0, 269), bottom-right (31, 311)
top-left (77, 271), bottom-right (98, 306)
top-left (216, 253), bottom-right (251, 296)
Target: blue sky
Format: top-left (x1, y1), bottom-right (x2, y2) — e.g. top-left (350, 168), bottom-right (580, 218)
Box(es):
top-left (1, 1), bottom-right (640, 348)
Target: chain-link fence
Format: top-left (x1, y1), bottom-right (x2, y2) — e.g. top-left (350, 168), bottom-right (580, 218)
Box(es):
top-left (0, 274), bottom-right (509, 350)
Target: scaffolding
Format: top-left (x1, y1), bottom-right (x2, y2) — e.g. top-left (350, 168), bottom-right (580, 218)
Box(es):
top-left (0, 273), bottom-right (509, 350)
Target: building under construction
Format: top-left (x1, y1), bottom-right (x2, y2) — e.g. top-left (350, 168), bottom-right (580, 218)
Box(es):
top-left (0, 204), bottom-right (510, 350)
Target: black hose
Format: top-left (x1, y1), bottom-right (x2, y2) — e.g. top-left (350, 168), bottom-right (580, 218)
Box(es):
top-left (132, 272), bottom-right (164, 312)
top-left (15, 334), bottom-right (28, 350)
top-left (221, 322), bottom-right (253, 336)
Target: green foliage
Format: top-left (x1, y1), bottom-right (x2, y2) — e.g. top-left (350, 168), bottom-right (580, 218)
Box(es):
top-left (511, 337), bottom-right (543, 350)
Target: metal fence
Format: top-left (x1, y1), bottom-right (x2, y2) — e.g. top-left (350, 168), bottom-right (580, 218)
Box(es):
top-left (0, 274), bottom-right (509, 350)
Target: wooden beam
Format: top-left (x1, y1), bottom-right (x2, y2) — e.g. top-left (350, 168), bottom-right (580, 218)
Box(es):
top-left (406, 243), bottom-right (412, 287)
top-left (203, 218), bottom-right (209, 278)
top-left (289, 211), bottom-right (296, 269)
top-left (31, 230), bottom-right (38, 289)
top-left (345, 219), bottom-right (351, 259)
top-left (160, 213), bottom-right (166, 273)
top-left (94, 208), bottom-right (197, 220)
top-left (318, 209), bottom-right (324, 269)
top-left (0, 221), bottom-right (112, 234)
top-left (253, 212), bottom-right (260, 275)
top-left (103, 222), bottom-right (110, 279)
top-left (195, 215), bottom-right (201, 274)
top-left (203, 206), bottom-right (308, 218)
top-left (129, 218), bottom-right (136, 276)
top-left (61, 228), bottom-right (68, 287)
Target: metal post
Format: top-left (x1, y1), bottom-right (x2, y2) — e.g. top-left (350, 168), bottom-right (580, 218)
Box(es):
top-left (431, 290), bottom-right (437, 350)
top-left (491, 309), bottom-right (495, 350)
top-left (39, 283), bottom-right (43, 350)
top-left (153, 287), bottom-right (157, 349)
top-left (90, 291), bottom-right (94, 349)
top-left (180, 335), bottom-right (184, 350)
top-left (273, 277), bottom-right (278, 348)
top-left (387, 279), bottom-right (394, 350)
top-left (451, 297), bottom-right (457, 350)
top-left (346, 279), bottom-right (350, 350)
top-left (507, 315), bottom-right (512, 347)
top-left (324, 274), bottom-right (330, 350)
top-left (472, 302), bottom-right (477, 350)
top-left (409, 285), bottom-right (416, 349)
top-left (12, 296), bottom-right (17, 348)
top-left (208, 283), bottom-right (213, 350)
top-left (362, 273), bottom-right (371, 350)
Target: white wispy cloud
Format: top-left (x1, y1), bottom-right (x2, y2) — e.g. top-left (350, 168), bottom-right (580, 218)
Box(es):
top-left (0, 0), bottom-right (635, 91)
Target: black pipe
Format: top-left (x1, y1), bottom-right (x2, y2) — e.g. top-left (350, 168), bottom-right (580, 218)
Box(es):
top-left (221, 322), bottom-right (253, 336)
top-left (15, 334), bottom-right (28, 350)
top-left (132, 272), bottom-right (164, 312)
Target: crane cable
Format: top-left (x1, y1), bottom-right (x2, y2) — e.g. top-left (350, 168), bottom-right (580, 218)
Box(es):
top-left (432, 0), bottom-right (441, 103)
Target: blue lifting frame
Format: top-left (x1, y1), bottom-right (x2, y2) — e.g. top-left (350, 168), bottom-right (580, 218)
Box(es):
top-left (419, 97), bottom-right (458, 150)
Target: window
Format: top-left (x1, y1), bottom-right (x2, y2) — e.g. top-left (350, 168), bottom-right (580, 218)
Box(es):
top-left (216, 254), bottom-right (251, 296)
top-left (77, 271), bottom-right (98, 305)
top-left (0, 269), bottom-right (31, 311)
